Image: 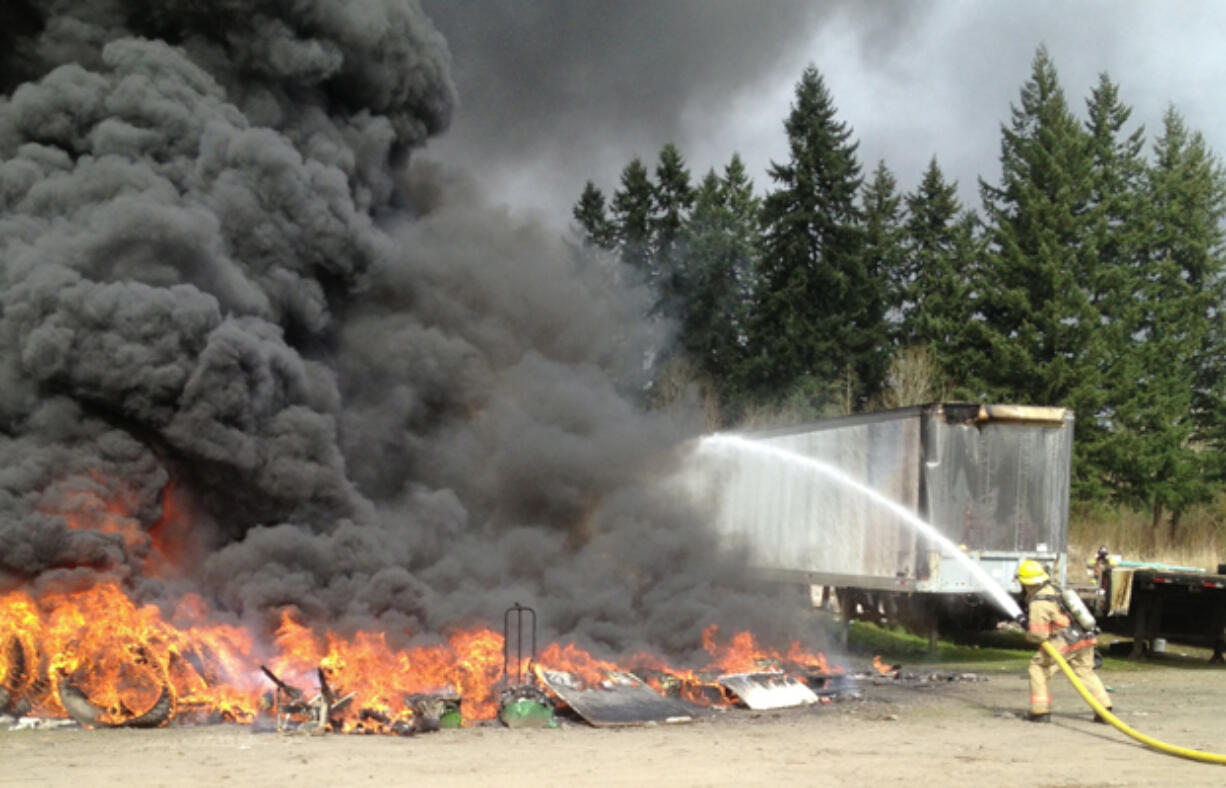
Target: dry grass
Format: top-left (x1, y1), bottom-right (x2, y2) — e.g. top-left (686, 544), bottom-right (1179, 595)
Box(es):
top-left (1069, 496), bottom-right (1226, 572)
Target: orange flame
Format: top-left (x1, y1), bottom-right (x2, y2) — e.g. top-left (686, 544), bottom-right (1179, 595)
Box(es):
top-left (0, 476), bottom-right (847, 730)
top-left (264, 613), bottom-right (508, 726)
top-left (699, 625), bottom-right (842, 676)
top-left (538, 642), bottom-right (623, 686)
top-left (871, 655), bottom-right (897, 676)
top-left (0, 586), bottom-right (847, 727)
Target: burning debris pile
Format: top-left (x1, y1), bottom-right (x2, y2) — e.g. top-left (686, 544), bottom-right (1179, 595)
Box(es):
top-left (258, 665), bottom-right (459, 736)
top-left (0, 580), bottom-right (846, 732)
top-left (0, 0), bottom-right (824, 734)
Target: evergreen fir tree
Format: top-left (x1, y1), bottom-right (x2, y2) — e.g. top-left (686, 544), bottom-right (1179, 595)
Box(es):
top-left (900, 157), bottom-right (966, 350)
top-left (1080, 73), bottom-right (1150, 501)
top-left (940, 211), bottom-right (987, 394)
top-left (750, 64), bottom-right (884, 413)
top-left (572, 181), bottom-right (616, 249)
top-left (1155, 116), bottom-right (1226, 488)
top-left (652, 143), bottom-right (695, 266)
top-left (896, 157), bottom-right (979, 398)
top-left (610, 157), bottom-right (656, 275)
top-left (974, 46), bottom-right (1102, 491)
top-left (651, 143), bottom-right (695, 319)
top-left (1112, 108), bottom-right (1226, 537)
top-left (678, 154), bottom-right (761, 419)
top-left (859, 160), bottom-right (902, 393)
top-left (1084, 73), bottom-right (1148, 309)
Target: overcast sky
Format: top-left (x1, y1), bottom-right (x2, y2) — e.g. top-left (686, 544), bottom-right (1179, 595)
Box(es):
top-left (420, 1), bottom-right (1226, 233)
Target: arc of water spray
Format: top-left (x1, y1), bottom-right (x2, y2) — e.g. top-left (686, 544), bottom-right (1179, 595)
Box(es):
top-left (699, 434), bottom-right (1023, 620)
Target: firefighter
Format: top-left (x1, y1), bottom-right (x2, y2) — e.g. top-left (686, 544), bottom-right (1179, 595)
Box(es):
top-left (1085, 544), bottom-right (1117, 584)
top-left (1016, 558), bottom-right (1113, 723)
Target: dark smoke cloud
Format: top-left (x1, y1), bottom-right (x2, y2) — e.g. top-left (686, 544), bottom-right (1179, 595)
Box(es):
top-left (424, 0), bottom-right (827, 150)
top-left (0, 1), bottom-right (811, 660)
top-left (421, 0), bottom-right (918, 224)
top-left (421, 1), bottom-right (1226, 241)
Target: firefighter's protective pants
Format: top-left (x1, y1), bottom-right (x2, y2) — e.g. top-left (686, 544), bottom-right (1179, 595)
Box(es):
top-left (1030, 643), bottom-right (1111, 714)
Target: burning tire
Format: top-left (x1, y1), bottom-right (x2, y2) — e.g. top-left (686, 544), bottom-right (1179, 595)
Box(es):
top-left (0, 635), bottom-right (29, 714)
top-left (56, 678), bottom-right (175, 729)
top-left (55, 646), bottom-right (177, 730)
top-left (56, 682), bottom-right (105, 728)
top-left (120, 682), bottom-right (175, 728)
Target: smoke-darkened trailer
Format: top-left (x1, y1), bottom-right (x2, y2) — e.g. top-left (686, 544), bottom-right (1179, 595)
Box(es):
top-left (684, 403), bottom-right (1074, 641)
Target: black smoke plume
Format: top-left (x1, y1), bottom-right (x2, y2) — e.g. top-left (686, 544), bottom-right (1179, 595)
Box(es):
top-left (0, 0), bottom-right (809, 662)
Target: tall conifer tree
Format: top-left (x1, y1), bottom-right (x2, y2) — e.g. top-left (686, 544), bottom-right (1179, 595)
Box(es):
top-left (751, 64), bottom-right (884, 412)
top-left (651, 143), bottom-right (695, 319)
top-left (974, 47), bottom-right (1102, 490)
top-left (940, 212), bottom-right (989, 395)
top-left (573, 181), bottom-right (616, 249)
top-left (1080, 73), bottom-right (1149, 500)
top-left (610, 157), bottom-right (655, 275)
top-left (900, 158), bottom-right (969, 353)
top-left (859, 160), bottom-right (902, 391)
top-left (652, 143), bottom-right (695, 266)
top-left (678, 154), bottom-right (761, 417)
top-left (1112, 108), bottom-right (1226, 537)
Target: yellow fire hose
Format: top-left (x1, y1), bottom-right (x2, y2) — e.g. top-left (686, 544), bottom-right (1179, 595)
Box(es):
top-left (1042, 640), bottom-right (1226, 764)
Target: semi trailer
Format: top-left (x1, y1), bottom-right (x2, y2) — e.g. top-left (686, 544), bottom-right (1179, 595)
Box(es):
top-left (682, 402), bottom-right (1075, 646)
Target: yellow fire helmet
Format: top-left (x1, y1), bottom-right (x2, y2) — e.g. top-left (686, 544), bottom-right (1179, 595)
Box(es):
top-left (1016, 558), bottom-right (1050, 586)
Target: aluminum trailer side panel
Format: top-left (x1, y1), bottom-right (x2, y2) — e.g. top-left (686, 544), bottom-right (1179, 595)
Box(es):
top-left (710, 414), bottom-right (922, 584)
top-left (687, 403), bottom-right (1073, 594)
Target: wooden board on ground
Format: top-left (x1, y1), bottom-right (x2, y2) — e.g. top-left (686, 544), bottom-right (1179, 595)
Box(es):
top-left (717, 672), bottom-right (819, 710)
top-left (537, 668), bottom-right (693, 727)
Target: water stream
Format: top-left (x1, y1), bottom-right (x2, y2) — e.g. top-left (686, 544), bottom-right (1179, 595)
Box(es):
top-left (698, 433), bottom-right (1024, 620)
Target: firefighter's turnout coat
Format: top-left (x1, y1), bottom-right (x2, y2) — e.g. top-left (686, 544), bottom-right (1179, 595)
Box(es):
top-left (1025, 582), bottom-right (1112, 715)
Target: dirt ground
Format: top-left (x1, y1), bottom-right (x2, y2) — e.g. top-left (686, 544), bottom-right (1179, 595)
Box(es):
top-left (4, 663), bottom-right (1226, 787)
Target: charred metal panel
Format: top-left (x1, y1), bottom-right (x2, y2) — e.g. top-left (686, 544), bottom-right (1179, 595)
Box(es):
top-left (717, 672), bottom-right (819, 710)
top-left (537, 669), bottom-right (693, 727)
